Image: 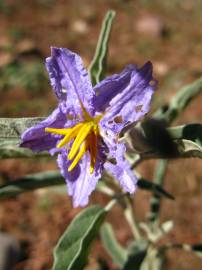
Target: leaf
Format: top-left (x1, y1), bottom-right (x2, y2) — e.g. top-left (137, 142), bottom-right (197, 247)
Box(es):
top-left (128, 122), bottom-right (202, 161)
top-left (0, 170), bottom-right (110, 199)
top-left (126, 119), bottom-right (179, 161)
top-left (0, 171), bottom-right (64, 199)
top-left (178, 244), bottom-right (202, 259)
top-left (161, 124), bottom-right (202, 158)
top-left (177, 139), bottom-right (202, 158)
top-left (89, 10), bottom-right (116, 85)
top-left (100, 223), bottom-right (127, 268)
top-left (147, 160), bottom-right (169, 224)
top-left (0, 117), bottom-right (44, 138)
top-left (0, 139), bottom-right (48, 158)
top-left (140, 221), bottom-right (174, 243)
top-left (154, 77), bottom-right (202, 124)
top-left (191, 244), bottom-right (202, 259)
top-left (168, 124), bottom-right (202, 147)
top-left (140, 248), bottom-right (164, 270)
top-left (137, 178), bottom-right (174, 200)
top-left (52, 205), bottom-right (107, 270)
top-left (123, 240), bottom-right (148, 270)
top-left (0, 117), bottom-right (45, 158)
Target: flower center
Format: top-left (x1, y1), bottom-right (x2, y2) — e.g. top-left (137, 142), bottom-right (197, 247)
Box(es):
top-left (45, 115), bottom-right (101, 174)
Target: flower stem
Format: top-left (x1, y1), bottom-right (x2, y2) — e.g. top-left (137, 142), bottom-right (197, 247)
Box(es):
top-left (123, 195), bottom-right (142, 240)
top-left (148, 159), bottom-right (168, 227)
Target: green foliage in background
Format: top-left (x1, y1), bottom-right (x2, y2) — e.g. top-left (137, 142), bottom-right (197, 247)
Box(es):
top-left (0, 61), bottom-right (48, 93)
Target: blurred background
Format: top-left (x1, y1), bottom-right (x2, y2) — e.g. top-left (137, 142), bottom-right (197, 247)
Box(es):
top-left (0, 0), bottom-right (202, 269)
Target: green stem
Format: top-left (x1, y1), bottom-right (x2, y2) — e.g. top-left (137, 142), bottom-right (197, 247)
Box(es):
top-left (149, 160), bottom-right (168, 226)
top-left (123, 195), bottom-right (142, 240)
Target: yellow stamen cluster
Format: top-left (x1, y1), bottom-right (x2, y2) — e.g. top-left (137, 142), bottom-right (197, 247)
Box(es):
top-left (45, 115), bottom-right (101, 174)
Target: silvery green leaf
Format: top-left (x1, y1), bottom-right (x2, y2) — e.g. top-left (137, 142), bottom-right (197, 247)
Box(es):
top-left (139, 221), bottom-right (173, 243)
top-left (154, 77), bottom-right (202, 124)
top-left (52, 205), bottom-right (107, 270)
top-left (126, 122), bottom-right (202, 164)
top-left (0, 171), bottom-right (63, 199)
top-left (123, 240), bottom-right (148, 270)
top-left (191, 244), bottom-right (202, 259)
top-left (161, 220), bottom-right (174, 234)
top-left (168, 124), bottom-right (202, 147)
top-left (137, 178), bottom-right (174, 200)
top-left (0, 117), bottom-right (44, 138)
top-left (0, 139), bottom-right (47, 158)
top-left (100, 223), bottom-right (127, 268)
top-left (177, 244), bottom-right (202, 259)
top-left (89, 10), bottom-right (116, 85)
top-left (127, 119), bottom-right (178, 157)
top-left (177, 139), bottom-right (202, 158)
top-left (140, 248), bottom-right (164, 270)
top-left (0, 117), bottom-right (45, 158)
top-left (148, 160), bottom-right (168, 225)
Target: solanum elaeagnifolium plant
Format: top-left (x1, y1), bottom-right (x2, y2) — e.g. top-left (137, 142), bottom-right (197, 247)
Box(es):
top-left (0, 10), bottom-right (202, 270)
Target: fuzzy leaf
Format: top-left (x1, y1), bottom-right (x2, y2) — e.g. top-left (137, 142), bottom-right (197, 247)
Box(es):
top-left (154, 77), bottom-right (202, 124)
top-left (140, 248), bottom-right (164, 270)
top-left (0, 139), bottom-right (47, 158)
top-left (137, 178), bottom-right (174, 200)
top-left (0, 117), bottom-right (44, 138)
top-left (177, 139), bottom-right (202, 158)
top-left (89, 10), bottom-right (116, 85)
top-left (0, 171), bottom-right (64, 199)
top-left (168, 124), bottom-right (202, 147)
top-left (148, 160), bottom-right (168, 224)
top-left (101, 223), bottom-right (127, 268)
top-left (127, 122), bottom-right (202, 161)
top-left (52, 205), bottom-right (107, 270)
top-left (123, 240), bottom-right (148, 270)
top-left (0, 117), bottom-right (45, 158)
top-left (191, 244), bottom-right (202, 258)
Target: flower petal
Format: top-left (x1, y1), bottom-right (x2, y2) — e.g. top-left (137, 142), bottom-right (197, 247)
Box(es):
top-left (94, 64), bottom-right (136, 112)
top-left (96, 62), bottom-right (156, 125)
top-left (105, 160), bottom-right (137, 193)
top-left (57, 149), bottom-right (104, 207)
top-left (104, 142), bottom-right (137, 193)
top-left (20, 106), bottom-right (67, 153)
top-left (46, 47), bottom-right (95, 116)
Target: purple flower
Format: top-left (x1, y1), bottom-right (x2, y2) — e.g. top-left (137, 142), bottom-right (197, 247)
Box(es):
top-left (20, 47), bottom-right (156, 207)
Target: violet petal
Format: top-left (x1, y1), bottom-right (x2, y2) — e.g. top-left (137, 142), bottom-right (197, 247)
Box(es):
top-left (46, 47), bottom-right (95, 116)
top-left (57, 148), bottom-right (104, 207)
top-left (20, 106), bottom-right (67, 153)
top-left (98, 62), bottom-right (156, 126)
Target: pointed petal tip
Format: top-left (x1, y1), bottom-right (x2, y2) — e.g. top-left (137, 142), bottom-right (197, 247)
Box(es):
top-left (50, 47), bottom-right (69, 58)
top-left (50, 46), bottom-right (60, 56)
top-left (142, 61), bottom-right (153, 71)
top-left (50, 47), bottom-right (72, 57)
top-left (139, 60), bottom-right (157, 88)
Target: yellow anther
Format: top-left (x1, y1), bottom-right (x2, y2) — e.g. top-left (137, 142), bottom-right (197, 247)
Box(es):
top-left (57, 123), bottom-right (83, 148)
top-left (68, 123), bottom-right (93, 160)
top-left (57, 131), bottom-right (72, 148)
top-left (68, 142), bottom-right (87, 172)
top-left (45, 127), bottom-right (70, 135)
top-left (45, 123), bottom-right (84, 148)
top-left (45, 112), bottom-right (103, 174)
